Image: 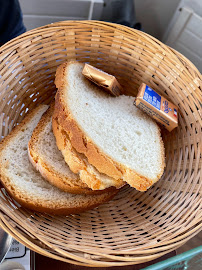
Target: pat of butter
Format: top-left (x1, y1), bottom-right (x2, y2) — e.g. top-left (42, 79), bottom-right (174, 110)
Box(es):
top-left (82, 64), bottom-right (122, 96)
top-left (134, 83), bottom-right (178, 132)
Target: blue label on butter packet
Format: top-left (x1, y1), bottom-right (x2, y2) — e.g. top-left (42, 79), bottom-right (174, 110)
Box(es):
top-left (143, 85), bottom-right (161, 110)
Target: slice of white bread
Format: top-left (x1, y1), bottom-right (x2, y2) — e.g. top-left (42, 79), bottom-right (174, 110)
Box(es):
top-left (54, 61), bottom-right (165, 191)
top-left (28, 103), bottom-right (119, 193)
top-left (0, 105), bottom-right (118, 215)
top-left (52, 116), bottom-right (124, 190)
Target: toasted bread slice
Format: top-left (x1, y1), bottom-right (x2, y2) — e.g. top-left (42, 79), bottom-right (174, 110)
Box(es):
top-left (0, 105), bottom-right (118, 215)
top-left (54, 61), bottom-right (165, 191)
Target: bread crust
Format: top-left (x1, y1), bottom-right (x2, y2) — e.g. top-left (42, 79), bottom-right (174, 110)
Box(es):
top-left (28, 104), bottom-right (113, 194)
top-left (0, 105), bottom-right (118, 215)
top-left (52, 116), bottom-right (124, 190)
top-left (0, 175), bottom-right (118, 215)
top-left (54, 61), bottom-right (165, 191)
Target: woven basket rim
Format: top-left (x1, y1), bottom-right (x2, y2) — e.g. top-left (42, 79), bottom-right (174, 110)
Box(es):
top-left (0, 212), bottom-right (201, 266)
top-left (0, 20), bottom-right (201, 77)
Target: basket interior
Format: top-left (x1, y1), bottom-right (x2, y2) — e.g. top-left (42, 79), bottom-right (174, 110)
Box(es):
top-left (0, 21), bottom-right (201, 266)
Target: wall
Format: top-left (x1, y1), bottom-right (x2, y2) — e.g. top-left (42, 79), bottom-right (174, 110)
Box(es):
top-left (134, 0), bottom-right (181, 40)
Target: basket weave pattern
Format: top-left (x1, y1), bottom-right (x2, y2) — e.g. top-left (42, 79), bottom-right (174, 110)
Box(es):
top-left (0, 21), bottom-right (201, 267)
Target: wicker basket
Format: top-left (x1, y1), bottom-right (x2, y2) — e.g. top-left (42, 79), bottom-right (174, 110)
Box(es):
top-left (0, 21), bottom-right (201, 267)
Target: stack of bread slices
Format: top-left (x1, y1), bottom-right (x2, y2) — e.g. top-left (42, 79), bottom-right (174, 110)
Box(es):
top-left (0, 61), bottom-right (165, 215)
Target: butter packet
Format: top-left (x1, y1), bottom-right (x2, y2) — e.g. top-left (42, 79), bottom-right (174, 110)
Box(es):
top-left (134, 83), bottom-right (178, 132)
top-left (82, 63), bottom-right (122, 96)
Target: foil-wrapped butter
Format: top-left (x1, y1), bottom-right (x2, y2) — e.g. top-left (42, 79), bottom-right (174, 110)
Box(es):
top-left (134, 83), bottom-right (178, 132)
top-left (82, 63), bottom-right (122, 96)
